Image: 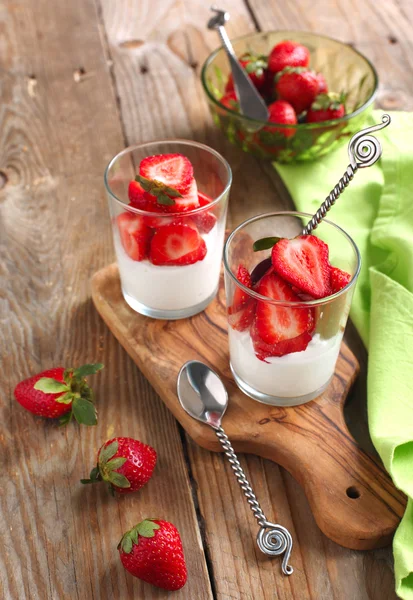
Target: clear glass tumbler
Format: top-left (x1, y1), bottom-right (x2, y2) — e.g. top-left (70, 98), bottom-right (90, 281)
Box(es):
top-left (104, 140), bottom-right (232, 319)
top-left (224, 212), bottom-right (361, 406)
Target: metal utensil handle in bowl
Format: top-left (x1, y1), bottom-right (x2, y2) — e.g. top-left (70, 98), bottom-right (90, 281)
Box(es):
top-left (207, 6), bottom-right (268, 122)
top-left (302, 114), bottom-right (391, 235)
top-left (215, 426), bottom-right (294, 575)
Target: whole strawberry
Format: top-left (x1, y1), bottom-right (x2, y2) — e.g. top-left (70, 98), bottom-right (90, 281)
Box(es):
top-left (81, 437), bottom-right (157, 494)
top-left (219, 90), bottom-right (239, 111)
top-left (268, 40), bottom-right (310, 73)
top-left (225, 52), bottom-right (268, 92)
top-left (14, 363), bottom-right (103, 425)
top-left (306, 93), bottom-right (346, 123)
top-left (275, 67), bottom-right (319, 114)
top-left (119, 519), bottom-right (187, 591)
top-left (266, 100), bottom-right (297, 137)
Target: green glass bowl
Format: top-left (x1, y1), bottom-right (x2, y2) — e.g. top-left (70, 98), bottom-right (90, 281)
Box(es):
top-left (201, 31), bottom-right (378, 163)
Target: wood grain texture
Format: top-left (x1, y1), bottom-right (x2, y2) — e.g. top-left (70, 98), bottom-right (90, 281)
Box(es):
top-left (91, 264), bottom-right (406, 551)
top-left (96, 0), bottom-right (404, 597)
top-left (246, 0), bottom-right (413, 111)
top-left (0, 0), bottom-right (212, 598)
top-left (1, 0), bottom-right (408, 597)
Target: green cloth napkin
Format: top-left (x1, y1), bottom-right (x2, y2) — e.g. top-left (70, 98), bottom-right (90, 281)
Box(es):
top-left (275, 111), bottom-right (413, 600)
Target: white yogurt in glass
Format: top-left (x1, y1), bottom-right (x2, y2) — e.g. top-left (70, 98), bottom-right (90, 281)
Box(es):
top-left (114, 223), bottom-right (223, 314)
top-left (229, 329), bottom-right (342, 402)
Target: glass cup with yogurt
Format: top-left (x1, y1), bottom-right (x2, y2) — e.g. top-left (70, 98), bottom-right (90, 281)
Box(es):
top-left (224, 212), bottom-right (361, 406)
top-left (105, 140), bottom-right (232, 319)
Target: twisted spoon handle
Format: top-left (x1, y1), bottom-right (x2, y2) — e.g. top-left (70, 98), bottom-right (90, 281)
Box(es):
top-left (302, 114), bottom-right (391, 235)
top-left (215, 426), bottom-right (294, 575)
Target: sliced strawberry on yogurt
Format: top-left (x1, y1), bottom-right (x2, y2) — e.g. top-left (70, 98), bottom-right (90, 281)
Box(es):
top-left (117, 213), bottom-right (152, 261)
top-left (251, 319), bottom-right (312, 361)
top-left (149, 224), bottom-right (206, 266)
top-left (228, 265), bottom-right (255, 332)
top-left (128, 180), bottom-right (146, 205)
top-left (228, 302), bottom-right (255, 332)
top-left (330, 266), bottom-right (351, 293)
top-left (271, 235), bottom-right (331, 299)
top-left (198, 191), bottom-right (213, 207)
top-left (191, 191), bottom-right (217, 233)
top-left (139, 153), bottom-right (194, 195)
top-left (229, 265), bottom-right (253, 312)
top-left (255, 272), bottom-right (315, 345)
top-left (172, 178), bottom-right (200, 212)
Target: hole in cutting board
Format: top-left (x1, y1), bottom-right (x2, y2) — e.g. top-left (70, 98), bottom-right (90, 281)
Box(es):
top-left (346, 486), bottom-right (361, 499)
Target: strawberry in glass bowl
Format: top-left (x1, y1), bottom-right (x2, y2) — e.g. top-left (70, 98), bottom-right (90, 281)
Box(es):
top-left (224, 212), bottom-right (360, 406)
top-left (201, 31), bottom-right (378, 163)
top-left (105, 141), bottom-right (232, 319)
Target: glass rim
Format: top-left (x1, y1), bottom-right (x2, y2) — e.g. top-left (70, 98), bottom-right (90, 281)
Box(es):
top-left (104, 139), bottom-right (233, 217)
top-left (223, 211), bottom-right (361, 307)
top-left (201, 29), bottom-right (379, 128)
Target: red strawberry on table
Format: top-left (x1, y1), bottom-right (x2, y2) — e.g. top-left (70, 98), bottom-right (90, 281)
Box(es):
top-left (81, 437), bottom-right (157, 494)
top-left (330, 266), bottom-right (351, 293)
top-left (228, 264), bottom-right (256, 332)
top-left (271, 235), bottom-right (331, 299)
top-left (275, 67), bottom-right (319, 114)
top-left (150, 223), bottom-right (207, 266)
top-left (14, 363), bottom-right (103, 425)
top-left (225, 52), bottom-right (268, 92)
top-left (255, 272), bottom-right (315, 345)
top-left (265, 100), bottom-right (297, 138)
top-left (306, 93), bottom-right (346, 123)
top-left (119, 519), bottom-right (187, 591)
top-left (268, 40), bottom-right (310, 73)
top-left (117, 212), bottom-right (152, 261)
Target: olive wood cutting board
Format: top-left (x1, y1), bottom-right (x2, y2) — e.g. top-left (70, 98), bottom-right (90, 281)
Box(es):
top-left (91, 263), bottom-right (406, 550)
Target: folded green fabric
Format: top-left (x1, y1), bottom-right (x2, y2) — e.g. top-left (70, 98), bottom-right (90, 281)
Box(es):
top-left (275, 111), bottom-right (413, 600)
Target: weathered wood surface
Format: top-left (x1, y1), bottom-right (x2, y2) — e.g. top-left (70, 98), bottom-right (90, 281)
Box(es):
top-left (92, 263), bottom-right (406, 551)
top-left (0, 0), bottom-right (407, 598)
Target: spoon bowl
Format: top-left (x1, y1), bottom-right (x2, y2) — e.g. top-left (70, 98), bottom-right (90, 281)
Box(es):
top-left (177, 360), bottom-right (228, 429)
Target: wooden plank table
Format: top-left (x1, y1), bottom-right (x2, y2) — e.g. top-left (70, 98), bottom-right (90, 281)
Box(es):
top-left (1, 0), bottom-right (410, 598)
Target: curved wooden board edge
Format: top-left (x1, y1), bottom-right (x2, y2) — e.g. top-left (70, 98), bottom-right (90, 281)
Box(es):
top-left (91, 263), bottom-right (406, 551)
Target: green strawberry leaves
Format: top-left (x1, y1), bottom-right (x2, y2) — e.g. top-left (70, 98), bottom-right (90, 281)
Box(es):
top-left (97, 440), bottom-right (130, 489)
top-left (73, 363), bottom-right (104, 378)
top-left (35, 362), bottom-right (103, 427)
top-left (34, 379), bottom-right (69, 394)
top-left (99, 440), bottom-right (118, 464)
top-left (72, 397), bottom-right (97, 426)
top-left (242, 52), bottom-right (268, 78)
top-left (275, 65), bottom-right (307, 83)
top-left (311, 92), bottom-right (347, 112)
top-left (253, 237), bottom-right (280, 252)
top-left (135, 174), bottom-right (182, 206)
top-left (80, 466), bottom-right (100, 484)
top-left (119, 519), bottom-right (160, 554)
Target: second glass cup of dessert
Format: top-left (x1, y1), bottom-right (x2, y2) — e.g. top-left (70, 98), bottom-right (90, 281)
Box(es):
top-left (105, 140), bottom-right (232, 319)
top-left (224, 212), bottom-right (361, 407)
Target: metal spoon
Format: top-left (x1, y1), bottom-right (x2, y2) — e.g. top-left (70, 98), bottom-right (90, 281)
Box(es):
top-left (207, 6), bottom-right (269, 122)
top-left (250, 114), bottom-right (392, 281)
top-left (302, 113), bottom-right (391, 234)
top-left (177, 360), bottom-right (294, 575)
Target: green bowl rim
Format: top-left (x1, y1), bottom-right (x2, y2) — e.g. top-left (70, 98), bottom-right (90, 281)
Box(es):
top-left (200, 30), bottom-right (379, 129)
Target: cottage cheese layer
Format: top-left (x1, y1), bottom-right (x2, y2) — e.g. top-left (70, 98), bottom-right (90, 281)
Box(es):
top-left (229, 329), bottom-right (342, 399)
top-left (114, 223), bottom-right (223, 311)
